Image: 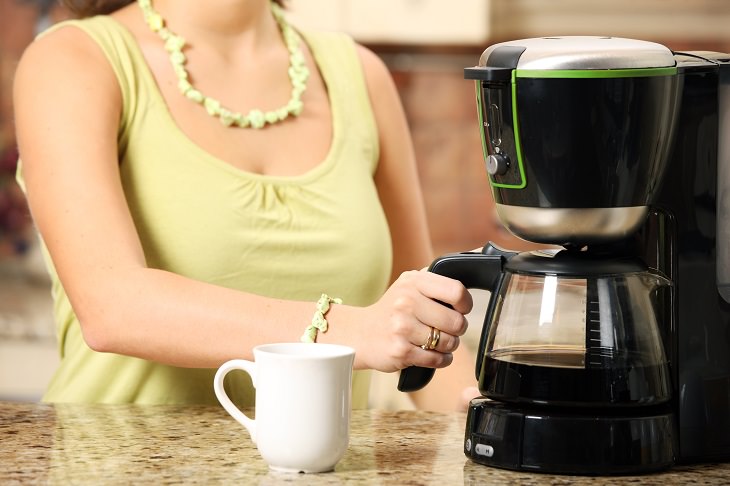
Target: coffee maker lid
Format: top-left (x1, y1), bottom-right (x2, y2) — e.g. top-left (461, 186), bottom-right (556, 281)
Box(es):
top-left (477, 36), bottom-right (676, 71)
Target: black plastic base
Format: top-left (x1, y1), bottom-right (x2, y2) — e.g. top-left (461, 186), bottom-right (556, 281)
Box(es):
top-left (465, 398), bottom-right (675, 475)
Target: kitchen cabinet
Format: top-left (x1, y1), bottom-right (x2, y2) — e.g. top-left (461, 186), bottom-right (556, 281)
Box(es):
top-left (287, 0), bottom-right (491, 45)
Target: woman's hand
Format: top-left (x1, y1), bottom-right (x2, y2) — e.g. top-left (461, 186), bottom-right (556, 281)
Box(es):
top-left (352, 269), bottom-right (473, 373)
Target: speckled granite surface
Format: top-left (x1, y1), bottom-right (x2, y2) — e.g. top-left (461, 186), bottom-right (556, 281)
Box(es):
top-left (1, 401), bottom-right (730, 485)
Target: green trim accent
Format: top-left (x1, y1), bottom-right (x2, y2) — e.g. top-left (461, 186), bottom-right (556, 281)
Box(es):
top-left (475, 80), bottom-right (490, 175)
top-left (487, 72), bottom-right (527, 189)
top-left (514, 67), bottom-right (677, 79)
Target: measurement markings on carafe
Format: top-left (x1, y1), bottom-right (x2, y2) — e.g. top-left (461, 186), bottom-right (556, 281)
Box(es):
top-left (586, 281), bottom-right (604, 367)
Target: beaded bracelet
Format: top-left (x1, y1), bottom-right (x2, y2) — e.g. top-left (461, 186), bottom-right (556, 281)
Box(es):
top-left (300, 294), bottom-right (342, 343)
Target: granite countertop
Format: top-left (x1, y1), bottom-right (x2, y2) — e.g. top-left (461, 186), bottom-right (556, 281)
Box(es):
top-left (2, 401), bottom-right (730, 485)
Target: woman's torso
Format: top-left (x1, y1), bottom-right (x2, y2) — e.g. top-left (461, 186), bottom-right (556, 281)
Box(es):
top-left (32, 8), bottom-right (392, 406)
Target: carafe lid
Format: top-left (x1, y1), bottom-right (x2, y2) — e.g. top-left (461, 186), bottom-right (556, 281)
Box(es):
top-left (477, 36), bottom-right (676, 71)
top-left (505, 249), bottom-right (650, 276)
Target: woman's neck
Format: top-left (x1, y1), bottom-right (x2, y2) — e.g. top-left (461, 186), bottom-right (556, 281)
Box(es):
top-left (147, 0), bottom-right (278, 50)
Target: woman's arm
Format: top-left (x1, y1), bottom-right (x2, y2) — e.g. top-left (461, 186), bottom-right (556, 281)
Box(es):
top-left (357, 45), bottom-right (478, 410)
top-left (14, 26), bottom-right (471, 375)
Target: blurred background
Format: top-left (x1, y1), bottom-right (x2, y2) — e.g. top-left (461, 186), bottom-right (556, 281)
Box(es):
top-left (1, 0), bottom-right (729, 402)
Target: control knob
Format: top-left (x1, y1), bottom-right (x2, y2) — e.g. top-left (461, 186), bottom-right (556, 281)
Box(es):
top-left (487, 154), bottom-right (510, 176)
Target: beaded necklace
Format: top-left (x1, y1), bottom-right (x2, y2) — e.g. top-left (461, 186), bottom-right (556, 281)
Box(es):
top-left (137, 0), bottom-right (310, 128)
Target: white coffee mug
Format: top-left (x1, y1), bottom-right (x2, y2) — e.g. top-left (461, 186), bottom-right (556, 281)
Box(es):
top-left (213, 342), bottom-right (355, 473)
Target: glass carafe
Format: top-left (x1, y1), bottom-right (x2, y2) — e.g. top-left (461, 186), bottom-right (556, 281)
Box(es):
top-left (479, 250), bottom-right (672, 408)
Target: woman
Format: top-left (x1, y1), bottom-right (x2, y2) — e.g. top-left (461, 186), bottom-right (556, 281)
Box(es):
top-left (13, 0), bottom-right (476, 409)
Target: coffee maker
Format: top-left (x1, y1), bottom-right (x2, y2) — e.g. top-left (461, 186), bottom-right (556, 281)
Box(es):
top-left (398, 37), bottom-right (730, 474)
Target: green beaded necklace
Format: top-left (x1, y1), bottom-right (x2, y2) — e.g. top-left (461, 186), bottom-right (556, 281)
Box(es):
top-left (138, 0), bottom-right (310, 128)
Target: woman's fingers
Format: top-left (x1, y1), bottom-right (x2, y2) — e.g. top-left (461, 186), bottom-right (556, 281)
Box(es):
top-left (412, 270), bottom-right (474, 316)
top-left (412, 291), bottom-right (470, 338)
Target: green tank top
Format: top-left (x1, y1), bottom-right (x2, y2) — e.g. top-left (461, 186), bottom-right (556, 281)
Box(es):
top-left (23, 16), bottom-right (391, 406)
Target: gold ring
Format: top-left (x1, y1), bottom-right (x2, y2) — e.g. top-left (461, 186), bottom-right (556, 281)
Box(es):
top-left (421, 327), bottom-right (436, 350)
top-left (430, 328), bottom-right (441, 350)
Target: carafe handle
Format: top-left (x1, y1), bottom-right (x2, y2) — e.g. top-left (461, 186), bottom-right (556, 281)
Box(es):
top-left (397, 243), bottom-right (514, 392)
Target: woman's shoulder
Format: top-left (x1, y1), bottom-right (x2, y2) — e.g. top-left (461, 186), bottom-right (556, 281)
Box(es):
top-left (22, 15), bottom-right (137, 77)
top-left (354, 43), bottom-right (391, 82)
top-left (16, 20), bottom-right (112, 91)
top-left (16, 12), bottom-right (148, 107)
top-left (35, 16), bottom-right (123, 49)
top-left (301, 29), bottom-right (390, 90)
top-left (14, 17), bottom-right (122, 127)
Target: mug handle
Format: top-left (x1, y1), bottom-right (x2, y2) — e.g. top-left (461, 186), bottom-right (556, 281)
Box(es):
top-left (213, 359), bottom-right (257, 443)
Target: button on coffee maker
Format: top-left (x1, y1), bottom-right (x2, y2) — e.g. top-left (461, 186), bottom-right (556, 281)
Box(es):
top-left (398, 37), bottom-right (730, 474)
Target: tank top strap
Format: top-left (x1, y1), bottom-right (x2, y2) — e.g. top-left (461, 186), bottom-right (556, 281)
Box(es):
top-left (302, 30), bottom-right (380, 174)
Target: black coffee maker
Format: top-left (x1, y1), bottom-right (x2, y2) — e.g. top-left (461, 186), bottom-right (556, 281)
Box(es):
top-left (398, 37), bottom-right (730, 475)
